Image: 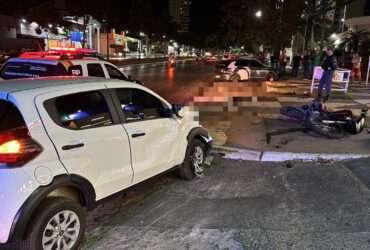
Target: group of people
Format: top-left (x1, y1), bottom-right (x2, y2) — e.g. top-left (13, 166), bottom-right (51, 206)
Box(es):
top-left (271, 49), bottom-right (321, 80)
top-left (290, 49), bottom-right (364, 102)
top-left (248, 48), bottom-right (363, 102)
top-left (291, 50), bottom-right (323, 79)
top-left (291, 50), bottom-right (363, 82)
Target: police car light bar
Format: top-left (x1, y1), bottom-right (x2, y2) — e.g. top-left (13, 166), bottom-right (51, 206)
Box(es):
top-left (19, 48), bottom-right (100, 60)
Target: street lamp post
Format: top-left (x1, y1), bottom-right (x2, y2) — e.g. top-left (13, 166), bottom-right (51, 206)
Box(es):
top-left (139, 32), bottom-right (145, 58)
top-left (255, 10), bottom-right (262, 18)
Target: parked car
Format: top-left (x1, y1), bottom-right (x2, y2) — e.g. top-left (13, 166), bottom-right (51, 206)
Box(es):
top-left (0, 48), bottom-right (142, 84)
top-left (214, 57), bottom-right (276, 82)
top-left (0, 77), bottom-right (212, 250)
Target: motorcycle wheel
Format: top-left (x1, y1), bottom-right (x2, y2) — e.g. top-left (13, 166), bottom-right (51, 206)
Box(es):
top-left (345, 117), bottom-right (366, 134)
top-left (308, 120), bottom-right (345, 139)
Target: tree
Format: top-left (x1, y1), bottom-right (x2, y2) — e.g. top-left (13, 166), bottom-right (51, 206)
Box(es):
top-left (27, 1), bottom-right (62, 25)
top-left (262, 0), bottom-right (305, 51)
top-left (342, 29), bottom-right (370, 53)
top-left (0, 0), bottom-right (46, 16)
top-left (220, 0), bottom-right (305, 52)
top-left (186, 0), bottom-right (223, 49)
top-left (126, 0), bottom-right (174, 38)
top-left (302, 0), bottom-right (356, 50)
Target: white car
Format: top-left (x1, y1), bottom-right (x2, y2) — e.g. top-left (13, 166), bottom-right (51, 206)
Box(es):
top-left (214, 58), bottom-right (276, 82)
top-left (0, 77), bottom-right (212, 249)
top-left (0, 49), bottom-right (140, 83)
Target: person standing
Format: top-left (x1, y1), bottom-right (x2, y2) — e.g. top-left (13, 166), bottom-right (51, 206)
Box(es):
top-left (303, 50), bottom-right (312, 79)
top-left (291, 53), bottom-right (302, 77)
top-left (352, 53), bottom-right (362, 82)
top-left (318, 48), bottom-right (337, 102)
top-left (266, 50), bottom-right (271, 66)
top-left (278, 49), bottom-right (287, 79)
top-left (271, 51), bottom-right (279, 71)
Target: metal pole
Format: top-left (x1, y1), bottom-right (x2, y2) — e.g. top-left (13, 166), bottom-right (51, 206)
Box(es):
top-left (97, 27), bottom-right (100, 53)
top-left (46, 31), bottom-right (49, 51)
top-left (366, 56), bottom-right (370, 86)
top-left (342, 5), bottom-right (347, 33)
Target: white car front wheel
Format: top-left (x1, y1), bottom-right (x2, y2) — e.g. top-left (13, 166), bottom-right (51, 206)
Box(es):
top-left (178, 139), bottom-right (206, 180)
top-left (237, 69), bottom-right (249, 81)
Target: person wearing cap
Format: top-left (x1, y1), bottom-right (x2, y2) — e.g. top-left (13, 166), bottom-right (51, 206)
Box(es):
top-left (318, 48), bottom-right (337, 102)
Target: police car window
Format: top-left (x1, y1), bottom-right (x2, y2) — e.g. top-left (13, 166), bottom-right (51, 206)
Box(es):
top-left (0, 62), bottom-right (68, 80)
top-left (87, 64), bottom-right (105, 77)
top-left (68, 65), bottom-right (83, 76)
top-left (53, 91), bottom-right (113, 130)
top-left (105, 64), bottom-right (127, 80)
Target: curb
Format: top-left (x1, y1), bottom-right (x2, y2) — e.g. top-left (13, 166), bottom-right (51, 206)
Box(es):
top-left (212, 145), bottom-right (370, 162)
top-left (212, 145), bottom-right (262, 161)
top-left (261, 151), bottom-right (370, 162)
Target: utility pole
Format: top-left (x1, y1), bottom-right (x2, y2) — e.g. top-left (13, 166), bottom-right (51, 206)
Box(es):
top-left (106, 29), bottom-right (110, 60)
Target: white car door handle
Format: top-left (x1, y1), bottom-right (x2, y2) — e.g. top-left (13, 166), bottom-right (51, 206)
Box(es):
top-left (131, 132), bottom-right (146, 138)
top-left (62, 143), bottom-right (85, 150)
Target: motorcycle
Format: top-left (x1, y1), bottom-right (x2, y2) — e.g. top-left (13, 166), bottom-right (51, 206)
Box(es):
top-left (280, 101), bottom-right (368, 139)
top-left (168, 55), bottom-right (176, 67)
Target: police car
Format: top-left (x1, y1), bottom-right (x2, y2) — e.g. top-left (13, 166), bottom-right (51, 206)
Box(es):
top-left (0, 48), bottom-right (135, 82)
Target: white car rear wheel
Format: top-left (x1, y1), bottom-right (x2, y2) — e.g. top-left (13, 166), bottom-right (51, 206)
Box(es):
top-left (28, 197), bottom-right (86, 250)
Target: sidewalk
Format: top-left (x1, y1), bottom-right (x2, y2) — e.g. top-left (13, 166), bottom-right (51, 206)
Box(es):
top-left (193, 80), bottom-right (370, 160)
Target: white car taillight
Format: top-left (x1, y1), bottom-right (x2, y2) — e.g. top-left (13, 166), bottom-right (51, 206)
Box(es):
top-left (0, 126), bottom-right (43, 166)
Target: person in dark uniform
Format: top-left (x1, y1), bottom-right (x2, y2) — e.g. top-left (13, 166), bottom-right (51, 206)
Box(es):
top-left (318, 48), bottom-right (337, 102)
top-left (291, 53), bottom-right (302, 77)
top-left (303, 50), bottom-right (312, 79)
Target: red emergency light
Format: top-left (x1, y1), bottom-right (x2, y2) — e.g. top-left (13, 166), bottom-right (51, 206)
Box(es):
top-left (19, 48), bottom-right (99, 60)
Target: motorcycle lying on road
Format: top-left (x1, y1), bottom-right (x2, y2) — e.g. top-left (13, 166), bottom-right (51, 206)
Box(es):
top-left (280, 101), bottom-right (368, 139)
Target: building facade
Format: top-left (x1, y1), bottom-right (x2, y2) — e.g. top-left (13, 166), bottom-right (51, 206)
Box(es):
top-left (346, 0), bottom-right (370, 31)
top-left (347, 0), bottom-right (368, 18)
top-left (169, 0), bottom-right (191, 33)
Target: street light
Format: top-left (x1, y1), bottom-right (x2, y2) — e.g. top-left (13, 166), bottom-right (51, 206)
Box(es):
top-left (330, 33), bottom-right (338, 40)
top-left (48, 24), bottom-right (53, 28)
top-left (255, 10), bottom-right (262, 18)
top-left (30, 22), bottom-right (39, 28)
top-left (21, 19), bottom-right (27, 24)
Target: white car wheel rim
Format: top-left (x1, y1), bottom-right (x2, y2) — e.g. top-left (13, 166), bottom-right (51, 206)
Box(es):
top-left (42, 210), bottom-right (80, 250)
top-left (192, 146), bottom-right (204, 176)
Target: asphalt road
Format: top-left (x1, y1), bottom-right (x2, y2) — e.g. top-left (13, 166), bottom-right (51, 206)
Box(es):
top-left (120, 61), bottom-right (215, 104)
top-left (82, 157), bottom-right (370, 250)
